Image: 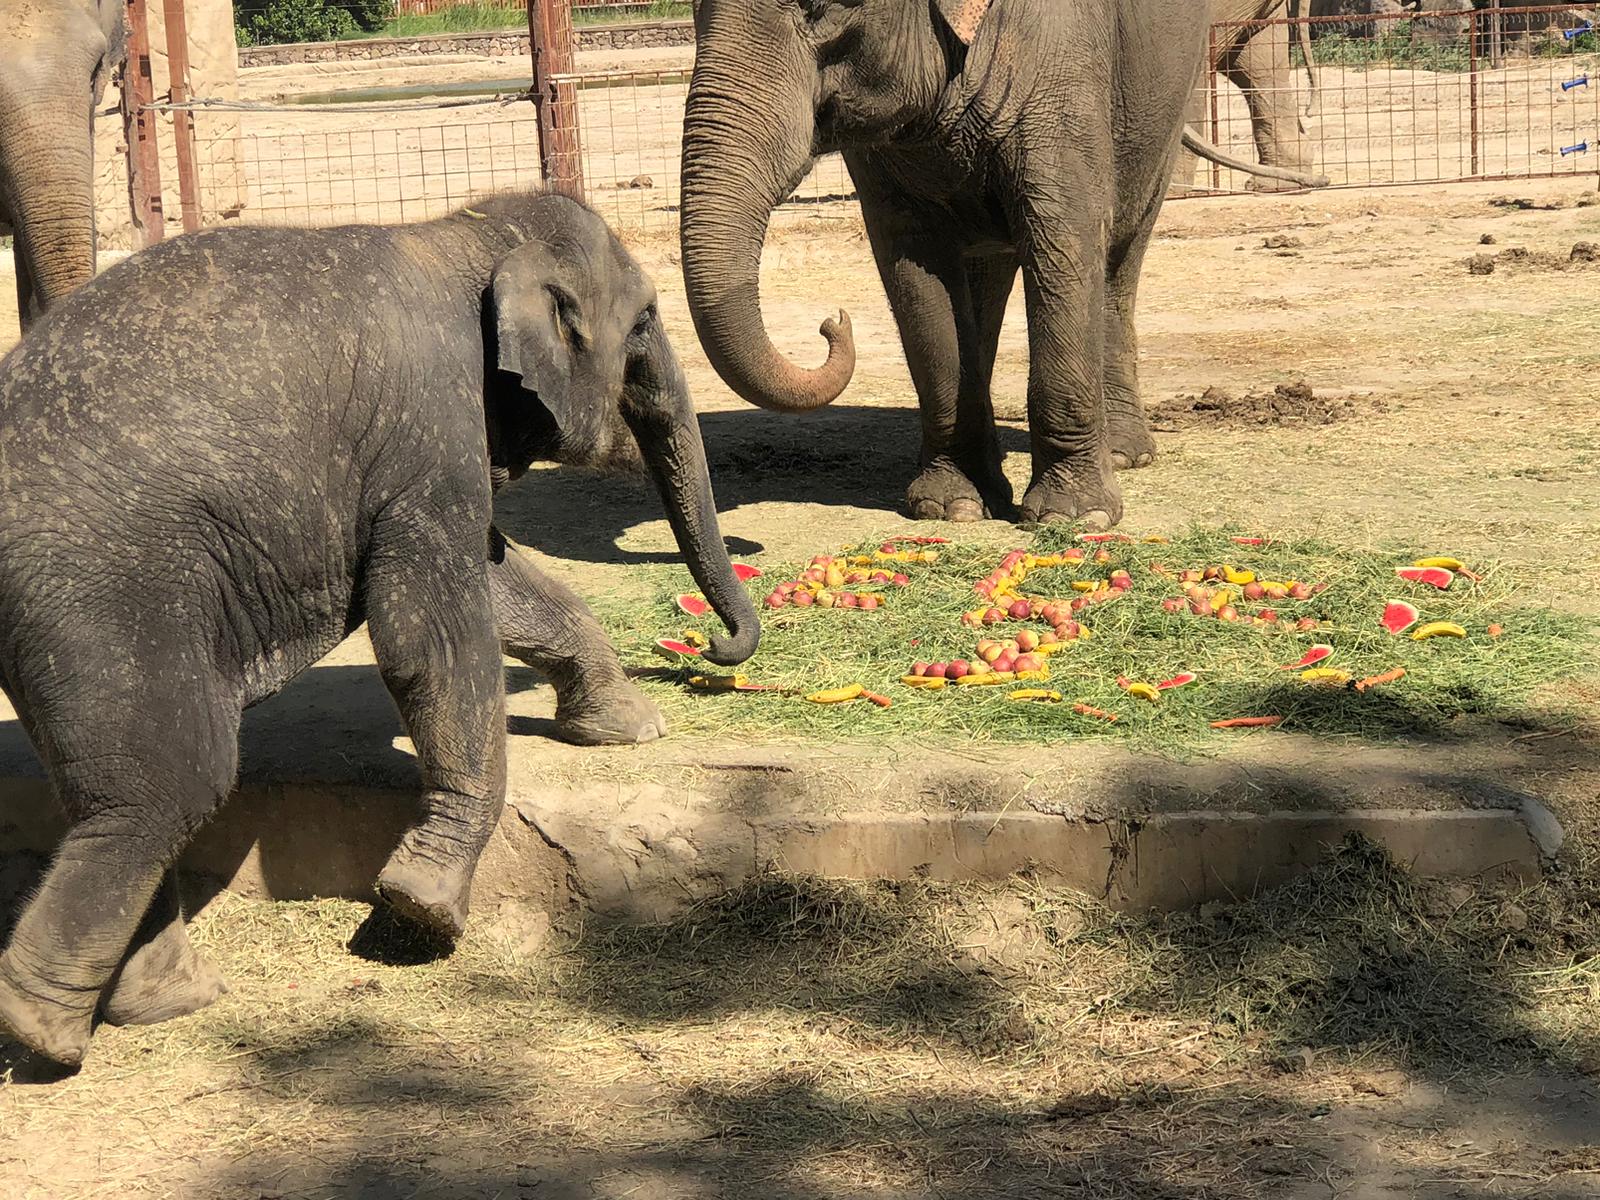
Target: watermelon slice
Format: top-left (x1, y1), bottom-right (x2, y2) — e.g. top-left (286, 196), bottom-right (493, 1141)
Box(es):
top-left (1230, 536), bottom-right (1270, 546)
top-left (1381, 600), bottom-right (1420, 635)
top-left (731, 564), bottom-right (763, 582)
top-left (1395, 566), bottom-right (1454, 590)
top-left (654, 638), bottom-right (703, 660)
top-left (1078, 533), bottom-right (1131, 543)
top-left (1156, 672), bottom-right (1197, 690)
top-left (676, 594), bottom-right (710, 617)
top-left (1278, 644), bottom-right (1333, 670)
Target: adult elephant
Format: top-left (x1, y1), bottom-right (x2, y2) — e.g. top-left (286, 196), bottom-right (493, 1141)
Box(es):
top-left (1174, 1), bottom-right (1324, 195)
top-left (0, 0), bottom-right (125, 332)
top-left (680, 0), bottom-right (1322, 527)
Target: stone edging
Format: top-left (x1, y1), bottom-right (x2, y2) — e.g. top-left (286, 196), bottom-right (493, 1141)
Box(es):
top-left (237, 20), bottom-right (693, 68)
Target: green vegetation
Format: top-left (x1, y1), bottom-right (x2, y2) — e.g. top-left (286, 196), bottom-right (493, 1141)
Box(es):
top-left (597, 527), bottom-right (1595, 750)
top-left (1297, 21), bottom-right (1598, 73)
top-left (236, 1), bottom-right (691, 48)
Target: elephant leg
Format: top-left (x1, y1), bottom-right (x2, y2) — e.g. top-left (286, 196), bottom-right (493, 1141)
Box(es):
top-left (1104, 215), bottom-right (1161, 473)
top-left (1015, 184), bottom-right (1121, 528)
top-left (857, 179), bottom-right (1014, 522)
top-left (0, 684), bottom-right (239, 1066)
top-left (489, 527), bottom-right (665, 747)
top-left (100, 871), bottom-right (228, 1028)
top-left (1227, 19), bottom-right (1316, 192)
top-left (369, 528), bottom-right (507, 945)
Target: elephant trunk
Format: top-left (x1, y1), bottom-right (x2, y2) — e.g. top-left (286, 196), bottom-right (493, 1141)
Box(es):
top-left (0, 78), bottom-right (99, 323)
top-left (679, 51), bottom-right (855, 413)
top-left (627, 330), bottom-right (761, 667)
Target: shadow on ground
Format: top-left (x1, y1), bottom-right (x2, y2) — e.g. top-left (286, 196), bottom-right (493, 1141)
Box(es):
top-left (494, 405), bottom-right (1033, 565)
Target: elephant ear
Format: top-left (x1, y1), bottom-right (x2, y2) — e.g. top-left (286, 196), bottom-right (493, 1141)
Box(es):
top-left (934, 0), bottom-right (993, 45)
top-left (489, 245), bottom-right (595, 449)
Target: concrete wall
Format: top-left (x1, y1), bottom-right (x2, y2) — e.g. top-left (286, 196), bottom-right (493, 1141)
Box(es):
top-left (235, 20), bottom-right (694, 67)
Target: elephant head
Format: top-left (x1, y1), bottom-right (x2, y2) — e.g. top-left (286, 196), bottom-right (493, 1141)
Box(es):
top-left (679, 0), bottom-right (992, 414)
top-left (486, 197), bottom-right (760, 666)
top-left (0, 0), bottom-right (125, 328)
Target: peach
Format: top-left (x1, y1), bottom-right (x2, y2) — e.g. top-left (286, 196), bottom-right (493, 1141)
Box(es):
top-left (1015, 629), bottom-right (1040, 652)
top-left (947, 660), bottom-right (971, 679)
top-left (1008, 599), bottom-right (1033, 620)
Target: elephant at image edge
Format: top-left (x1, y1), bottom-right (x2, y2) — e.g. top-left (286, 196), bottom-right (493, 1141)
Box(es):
top-left (0, 191), bottom-right (759, 1067)
top-left (680, 0), bottom-right (1305, 529)
top-left (1176, 1), bottom-right (1323, 195)
top-left (0, 0), bottom-right (125, 331)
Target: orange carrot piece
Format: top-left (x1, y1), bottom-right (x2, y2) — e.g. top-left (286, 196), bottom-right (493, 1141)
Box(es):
top-left (1073, 703), bottom-right (1119, 723)
top-left (1355, 667), bottom-right (1406, 693)
top-left (863, 691), bottom-right (893, 709)
top-left (1209, 716), bottom-right (1284, 729)
top-left (1487, 623), bottom-right (1504, 638)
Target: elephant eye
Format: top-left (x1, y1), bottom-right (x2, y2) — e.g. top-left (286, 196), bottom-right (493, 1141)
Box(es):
top-left (631, 303), bottom-right (658, 338)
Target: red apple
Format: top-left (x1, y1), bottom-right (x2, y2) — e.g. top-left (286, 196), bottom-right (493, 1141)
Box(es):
top-left (837, 593), bottom-right (858, 608)
top-left (1216, 605), bottom-right (1240, 622)
top-left (892, 573), bottom-right (910, 586)
top-left (764, 592), bottom-right (787, 609)
top-left (1258, 608), bottom-right (1278, 623)
top-left (1296, 617), bottom-right (1319, 631)
top-left (1288, 582), bottom-right (1312, 600)
top-left (1242, 582), bottom-right (1265, 602)
top-left (1015, 629), bottom-right (1040, 652)
top-left (992, 652), bottom-right (1017, 673)
top-left (791, 590), bottom-right (814, 607)
top-left (983, 607), bottom-right (1007, 625)
top-left (1190, 598), bottom-right (1214, 617)
top-left (911, 661), bottom-right (930, 676)
top-left (859, 595), bottom-right (881, 611)
top-left (1162, 597), bottom-right (1185, 613)
top-left (947, 660), bottom-right (971, 679)
top-left (1013, 653), bottom-right (1044, 673)
top-left (926, 662), bottom-right (948, 678)
top-left (1008, 599), bottom-right (1033, 620)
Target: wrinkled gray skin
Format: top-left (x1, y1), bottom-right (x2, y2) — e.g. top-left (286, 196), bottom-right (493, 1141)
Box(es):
top-left (0, 0), bottom-right (125, 331)
top-left (681, 0), bottom-right (1268, 529)
top-left (0, 190), bottom-right (759, 1068)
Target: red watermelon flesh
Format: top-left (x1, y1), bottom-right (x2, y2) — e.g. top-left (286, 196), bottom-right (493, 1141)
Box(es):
top-left (1157, 672), bottom-right (1197, 690)
top-left (1278, 644), bottom-right (1333, 670)
top-left (732, 563), bottom-right (763, 582)
top-left (1231, 536), bottom-right (1270, 546)
top-left (677, 594), bottom-right (710, 617)
top-left (1395, 566), bottom-right (1454, 590)
top-left (654, 638), bottom-right (702, 659)
top-left (1382, 600), bottom-right (1420, 635)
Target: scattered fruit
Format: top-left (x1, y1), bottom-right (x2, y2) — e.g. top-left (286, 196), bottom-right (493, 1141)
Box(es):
top-left (806, 684), bottom-right (865, 704)
top-left (1279, 645), bottom-right (1334, 670)
top-left (764, 592), bottom-right (787, 609)
top-left (1231, 537), bottom-right (1270, 546)
top-left (1395, 566), bottom-right (1455, 590)
top-left (1156, 672), bottom-right (1197, 690)
top-left (1210, 716), bottom-right (1283, 729)
top-left (1008, 689), bottom-right (1063, 703)
top-left (862, 690), bottom-right (893, 709)
top-left (1355, 667), bottom-right (1405, 692)
top-left (1123, 681), bottom-right (1161, 703)
top-left (1299, 668), bottom-right (1352, 687)
top-left (1487, 623), bottom-right (1504, 638)
top-left (732, 563), bottom-right (763, 581)
top-left (1223, 566), bottom-right (1256, 585)
top-left (1413, 556), bottom-right (1465, 572)
top-left (900, 675), bottom-right (947, 690)
top-left (676, 594), bottom-right (710, 618)
top-left (1381, 600), bottom-right (1420, 635)
top-left (1411, 621), bottom-right (1467, 641)
top-left (654, 638), bottom-right (702, 659)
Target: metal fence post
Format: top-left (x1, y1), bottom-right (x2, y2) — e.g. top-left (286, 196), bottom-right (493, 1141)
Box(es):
top-left (527, 0), bottom-right (585, 199)
top-left (1487, 0), bottom-right (1503, 70)
top-left (1208, 23), bottom-right (1221, 192)
top-left (1468, 8), bottom-right (1480, 178)
top-left (161, 0), bottom-right (202, 233)
top-left (121, 0), bottom-right (164, 246)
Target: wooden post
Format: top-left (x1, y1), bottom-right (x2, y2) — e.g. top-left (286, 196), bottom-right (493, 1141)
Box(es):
top-left (162, 0), bottom-right (202, 233)
top-left (121, 0), bottom-right (164, 246)
top-left (527, 0), bottom-right (584, 198)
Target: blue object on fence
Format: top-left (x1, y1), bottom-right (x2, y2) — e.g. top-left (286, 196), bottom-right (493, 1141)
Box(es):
top-left (1561, 141), bottom-right (1590, 156)
top-left (1564, 76), bottom-right (1590, 92)
top-left (1564, 21), bottom-right (1594, 40)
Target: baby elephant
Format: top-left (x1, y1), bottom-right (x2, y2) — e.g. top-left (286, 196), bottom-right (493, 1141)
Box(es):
top-left (0, 190), bottom-right (759, 1067)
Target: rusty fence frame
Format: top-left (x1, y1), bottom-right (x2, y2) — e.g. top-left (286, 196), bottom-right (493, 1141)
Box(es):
top-left (1200, 2), bottom-right (1600, 196)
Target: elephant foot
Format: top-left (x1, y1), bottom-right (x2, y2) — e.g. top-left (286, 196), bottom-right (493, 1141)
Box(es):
top-left (376, 853), bottom-right (473, 946)
top-left (1107, 418), bottom-right (1158, 472)
top-left (554, 675), bottom-right (667, 747)
top-left (1019, 459), bottom-right (1124, 530)
top-left (0, 959), bottom-right (93, 1069)
top-left (100, 923), bottom-right (229, 1029)
top-left (906, 459), bottom-right (1013, 523)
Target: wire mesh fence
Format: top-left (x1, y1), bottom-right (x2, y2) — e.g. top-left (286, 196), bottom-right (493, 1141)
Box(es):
top-left (155, 5), bottom-right (1600, 240)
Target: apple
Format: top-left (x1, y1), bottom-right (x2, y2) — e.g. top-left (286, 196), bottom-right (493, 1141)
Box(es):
top-left (1008, 599), bottom-right (1033, 620)
top-left (1015, 629), bottom-right (1040, 652)
top-left (837, 593), bottom-right (858, 608)
top-left (1037, 629), bottom-right (1059, 646)
top-left (816, 591), bottom-right (836, 608)
top-left (1216, 605), bottom-right (1240, 622)
top-left (979, 642), bottom-right (1006, 664)
top-left (1258, 608), bottom-right (1278, 623)
top-left (892, 573), bottom-right (910, 586)
top-left (1161, 597), bottom-right (1185, 613)
top-left (859, 594), bottom-right (881, 611)
top-left (1263, 583), bottom-right (1288, 601)
top-left (947, 659), bottom-right (971, 679)
top-left (764, 592), bottom-right (787, 609)
top-left (926, 662), bottom-right (948, 678)
top-left (1288, 582), bottom-right (1313, 600)
top-left (1190, 598), bottom-right (1214, 617)
top-left (1242, 582), bottom-right (1265, 602)
top-left (992, 652), bottom-right (1017, 673)
top-left (911, 661), bottom-right (930, 677)
top-left (1013, 653), bottom-right (1044, 673)
top-left (791, 590), bottom-right (814, 607)
top-left (1296, 617), bottom-right (1320, 631)
top-left (983, 607), bottom-right (1007, 625)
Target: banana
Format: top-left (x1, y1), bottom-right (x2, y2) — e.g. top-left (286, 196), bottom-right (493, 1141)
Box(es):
top-left (1223, 566), bottom-right (1256, 585)
top-left (1124, 682), bottom-right (1161, 703)
top-left (1414, 556), bottom-right (1466, 571)
top-left (806, 684), bottom-right (865, 704)
top-left (1007, 689), bottom-right (1063, 703)
top-left (1411, 621), bottom-right (1468, 641)
top-left (955, 671), bottom-right (1015, 686)
top-left (689, 673), bottom-right (748, 692)
top-left (900, 675), bottom-right (947, 690)
top-left (1299, 668), bottom-right (1352, 686)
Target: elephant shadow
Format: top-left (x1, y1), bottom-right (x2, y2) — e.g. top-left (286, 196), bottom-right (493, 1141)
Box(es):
top-left (495, 403), bottom-right (1034, 565)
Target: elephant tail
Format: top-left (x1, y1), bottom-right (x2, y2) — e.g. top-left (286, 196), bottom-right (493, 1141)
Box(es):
top-left (1179, 127), bottom-right (1331, 190)
top-left (1290, 0), bottom-right (1320, 130)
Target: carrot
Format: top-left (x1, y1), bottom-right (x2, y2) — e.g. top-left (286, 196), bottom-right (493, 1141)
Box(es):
top-left (1355, 667), bottom-right (1406, 693)
top-left (1072, 703), bottom-right (1119, 723)
top-left (1209, 716), bottom-right (1284, 729)
top-left (863, 691), bottom-right (893, 709)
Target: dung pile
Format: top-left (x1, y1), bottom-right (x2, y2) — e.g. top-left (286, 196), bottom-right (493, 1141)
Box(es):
top-left (1148, 382), bottom-right (1385, 431)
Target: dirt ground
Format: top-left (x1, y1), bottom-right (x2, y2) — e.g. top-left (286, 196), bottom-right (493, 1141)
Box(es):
top-left (4, 159), bottom-right (1600, 1195)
